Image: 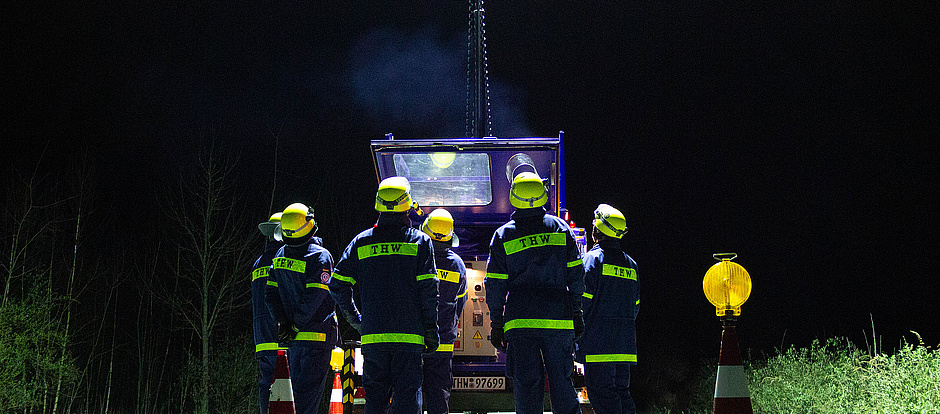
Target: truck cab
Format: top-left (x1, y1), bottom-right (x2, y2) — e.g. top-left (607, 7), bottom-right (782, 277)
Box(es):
top-left (362, 132), bottom-right (588, 412)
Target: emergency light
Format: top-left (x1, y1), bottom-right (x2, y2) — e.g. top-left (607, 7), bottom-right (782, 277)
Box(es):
top-left (702, 253), bottom-right (751, 317)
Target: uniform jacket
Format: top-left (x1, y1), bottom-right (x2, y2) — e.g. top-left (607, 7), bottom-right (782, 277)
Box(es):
top-left (251, 240), bottom-right (282, 354)
top-left (432, 240), bottom-right (468, 352)
top-left (576, 239), bottom-right (639, 364)
top-left (330, 213), bottom-right (439, 351)
top-left (484, 207), bottom-right (585, 337)
top-left (265, 238), bottom-right (337, 348)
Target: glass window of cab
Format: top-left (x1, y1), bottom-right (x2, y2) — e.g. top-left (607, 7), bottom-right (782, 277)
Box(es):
top-left (392, 152), bottom-right (492, 206)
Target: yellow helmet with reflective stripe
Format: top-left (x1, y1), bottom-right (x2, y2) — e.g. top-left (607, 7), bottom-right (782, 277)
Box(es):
top-left (510, 172), bottom-right (548, 209)
top-left (269, 212), bottom-right (282, 222)
top-left (422, 208), bottom-right (459, 247)
top-left (593, 203), bottom-right (627, 239)
top-left (275, 203), bottom-right (317, 244)
top-left (375, 176), bottom-right (418, 213)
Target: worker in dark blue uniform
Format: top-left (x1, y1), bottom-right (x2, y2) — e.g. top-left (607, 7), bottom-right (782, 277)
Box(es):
top-left (576, 204), bottom-right (638, 414)
top-left (252, 212), bottom-right (283, 414)
top-left (330, 176), bottom-right (439, 414)
top-left (419, 208), bottom-right (468, 414)
top-left (485, 171), bottom-right (585, 414)
top-left (265, 203), bottom-right (338, 414)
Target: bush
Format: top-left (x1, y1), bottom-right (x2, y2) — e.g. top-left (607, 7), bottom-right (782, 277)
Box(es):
top-left (0, 274), bottom-right (77, 411)
top-left (643, 334), bottom-right (940, 414)
top-left (748, 335), bottom-right (940, 413)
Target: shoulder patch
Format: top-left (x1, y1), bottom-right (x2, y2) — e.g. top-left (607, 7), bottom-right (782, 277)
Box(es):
top-left (321, 271), bottom-right (332, 283)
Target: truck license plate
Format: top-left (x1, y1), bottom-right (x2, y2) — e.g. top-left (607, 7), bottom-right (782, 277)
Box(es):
top-left (453, 376), bottom-right (506, 390)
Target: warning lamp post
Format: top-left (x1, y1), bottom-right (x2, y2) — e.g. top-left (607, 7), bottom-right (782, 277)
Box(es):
top-left (702, 253), bottom-right (753, 414)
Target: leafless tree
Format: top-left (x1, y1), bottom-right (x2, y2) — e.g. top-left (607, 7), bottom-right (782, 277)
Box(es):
top-left (156, 140), bottom-right (254, 414)
top-left (1, 161), bottom-right (63, 311)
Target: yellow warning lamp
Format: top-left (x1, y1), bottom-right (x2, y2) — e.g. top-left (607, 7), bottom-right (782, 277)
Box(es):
top-left (330, 347), bottom-right (344, 371)
top-left (702, 253), bottom-right (751, 319)
top-left (430, 152), bottom-right (457, 169)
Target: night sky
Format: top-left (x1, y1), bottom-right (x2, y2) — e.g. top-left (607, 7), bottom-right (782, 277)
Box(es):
top-left (6, 0), bottom-right (939, 407)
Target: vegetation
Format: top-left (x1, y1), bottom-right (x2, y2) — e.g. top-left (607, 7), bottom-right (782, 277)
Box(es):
top-left (647, 334), bottom-right (940, 414)
top-left (1, 145), bottom-right (272, 413)
top-left (179, 335), bottom-right (258, 414)
top-left (0, 273), bottom-right (77, 411)
top-left (750, 335), bottom-right (940, 414)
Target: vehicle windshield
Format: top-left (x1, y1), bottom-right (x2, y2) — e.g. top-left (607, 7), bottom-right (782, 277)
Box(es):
top-left (392, 152), bottom-right (492, 206)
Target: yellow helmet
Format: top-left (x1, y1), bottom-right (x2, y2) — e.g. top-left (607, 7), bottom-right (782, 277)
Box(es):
top-left (592, 203), bottom-right (627, 239)
top-left (510, 172), bottom-right (548, 209)
top-left (275, 203), bottom-right (317, 244)
top-left (422, 208), bottom-right (459, 247)
top-left (257, 212), bottom-right (283, 237)
top-left (375, 176), bottom-right (418, 213)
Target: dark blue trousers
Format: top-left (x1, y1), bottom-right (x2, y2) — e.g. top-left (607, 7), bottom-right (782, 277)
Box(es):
top-left (288, 345), bottom-right (333, 414)
top-left (363, 347), bottom-right (424, 414)
top-left (420, 352), bottom-right (453, 414)
top-left (507, 334), bottom-right (580, 414)
top-left (257, 352), bottom-right (276, 414)
top-left (583, 363), bottom-right (635, 414)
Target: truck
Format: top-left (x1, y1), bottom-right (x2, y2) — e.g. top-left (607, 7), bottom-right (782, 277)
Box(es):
top-left (338, 132), bottom-right (590, 413)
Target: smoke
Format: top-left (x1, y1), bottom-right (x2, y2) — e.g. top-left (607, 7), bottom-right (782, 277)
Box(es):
top-left (346, 25), bottom-right (532, 138)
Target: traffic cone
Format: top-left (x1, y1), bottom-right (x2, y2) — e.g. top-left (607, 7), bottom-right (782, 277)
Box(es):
top-left (713, 324), bottom-right (753, 413)
top-left (578, 387), bottom-right (590, 404)
top-left (269, 349), bottom-right (296, 414)
top-left (329, 372), bottom-right (343, 414)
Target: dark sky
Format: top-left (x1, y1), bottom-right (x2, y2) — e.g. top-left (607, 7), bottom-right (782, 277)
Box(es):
top-left (7, 0), bottom-right (939, 384)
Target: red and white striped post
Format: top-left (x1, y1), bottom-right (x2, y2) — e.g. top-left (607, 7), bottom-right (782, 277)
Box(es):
top-left (713, 320), bottom-right (752, 414)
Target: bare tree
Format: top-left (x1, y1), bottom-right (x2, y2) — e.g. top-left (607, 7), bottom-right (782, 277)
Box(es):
top-left (52, 153), bottom-right (96, 414)
top-left (157, 141), bottom-right (254, 414)
top-left (132, 242), bottom-right (180, 414)
top-left (1, 162), bottom-right (62, 311)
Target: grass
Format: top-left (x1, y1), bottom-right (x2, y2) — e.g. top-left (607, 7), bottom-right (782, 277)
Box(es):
top-left (645, 332), bottom-right (940, 414)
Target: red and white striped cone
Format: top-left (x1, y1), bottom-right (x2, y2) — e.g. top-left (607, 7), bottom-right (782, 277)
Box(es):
top-left (269, 349), bottom-right (296, 414)
top-left (329, 372), bottom-right (343, 414)
top-left (713, 324), bottom-right (753, 414)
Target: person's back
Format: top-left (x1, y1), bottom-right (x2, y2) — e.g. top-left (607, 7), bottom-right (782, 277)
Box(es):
top-left (333, 214), bottom-right (437, 347)
top-left (580, 240), bottom-right (639, 336)
top-left (487, 207), bottom-right (580, 331)
top-left (271, 240), bottom-right (336, 339)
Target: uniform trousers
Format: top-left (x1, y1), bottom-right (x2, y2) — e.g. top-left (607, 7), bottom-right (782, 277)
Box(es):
top-left (363, 346), bottom-right (424, 414)
top-left (256, 352), bottom-right (276, 414)
top-left (288, 345), bottom-right (333, 414)
top-left (506, 333), bottom-right (580, 414)
top-left (583, 362), bottom-right (636, 414)
top-left (420, 351), bottom-right (453, 414)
